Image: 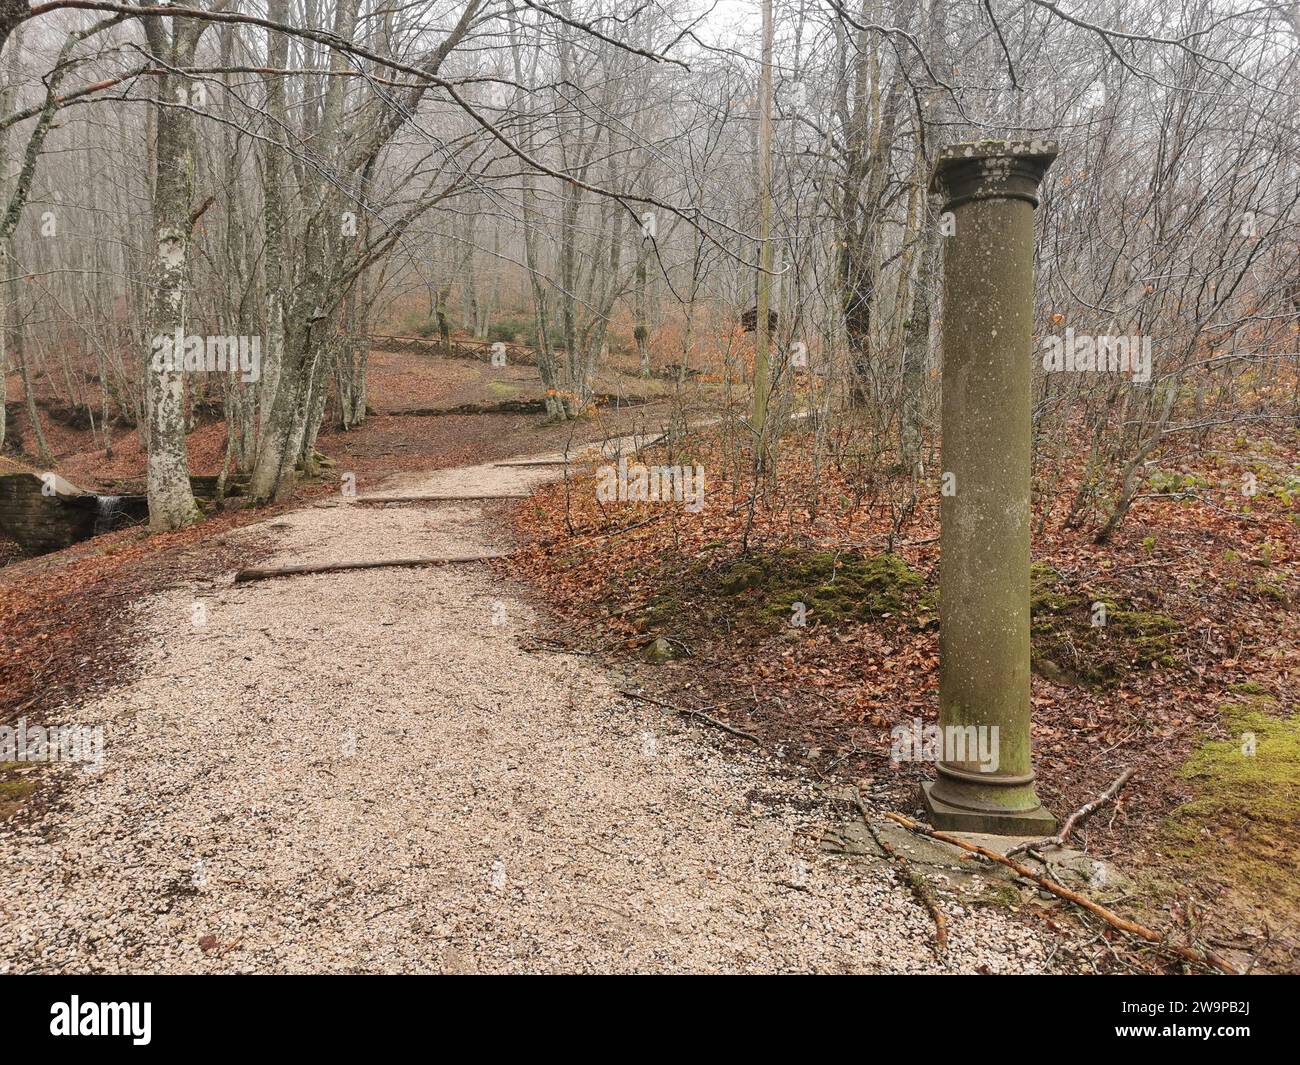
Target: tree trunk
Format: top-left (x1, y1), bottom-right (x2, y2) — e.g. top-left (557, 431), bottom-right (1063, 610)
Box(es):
top-left (752, 0), bottom-right (775, 436)
top-left (256, 0), bottom-right (291, 458)
top-left (634, 251), bottom-right (650, 375)
top-left (141, 20), bottom-right (201, 530)
top-left (6, 240), bottom-right (54, 467)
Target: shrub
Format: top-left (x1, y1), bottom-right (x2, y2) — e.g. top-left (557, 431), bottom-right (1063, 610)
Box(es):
top-left (486, 317), bottom-right (534, 344)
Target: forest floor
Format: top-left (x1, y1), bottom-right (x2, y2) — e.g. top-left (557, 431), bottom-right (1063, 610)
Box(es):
top-left (1, 425), bottom-right (1071, 974)
top-left (0, 346), bottom-right (670, 726)
top-left (2, 343), bottom-right (1295, 973)
top-left (503, 415), bottom-right (1300, 974)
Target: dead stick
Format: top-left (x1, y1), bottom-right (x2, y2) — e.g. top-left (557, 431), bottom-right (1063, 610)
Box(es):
top-left (618, 689), bottom-right (765, 747)
top-left (233, 555), bottom-right (503, 583)
top-left (884, 812), bottom-right (1237, 975)
top-left (1007, 767), bottom-right (1136, 858)
top-left (851, 791), bottom-right (947, 954)
top-left (352, 493), bottom-right (530, 503)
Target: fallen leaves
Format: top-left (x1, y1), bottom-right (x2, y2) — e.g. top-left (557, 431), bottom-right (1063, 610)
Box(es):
top-left (504, 416), bottom-right (1298, 872)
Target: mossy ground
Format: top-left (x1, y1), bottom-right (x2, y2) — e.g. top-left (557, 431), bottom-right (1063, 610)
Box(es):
top-left (637, 552), bottom-right (1178, 686)
top-left (1160, 697), bottom-right (1300, 920)
top-left (722, 550), bottom-right (934, 626)
top-left (487, 380), bottom-right (522, 400)
top-left (638, 549), bottom-right (935, 645)
top-left (1229, 680), bottom-right (1270, 696)
top-left (0, 761), bottom-right (39, 821)
top-left (1030, 563), bottom-right (1180, 686)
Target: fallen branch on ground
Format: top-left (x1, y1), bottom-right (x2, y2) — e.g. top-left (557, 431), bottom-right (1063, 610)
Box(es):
top-left (352, 493), bottom-right (530, 503)
top-left (517, 635), bottom-right (606, 656)
top-left (617, 689), bottom-right (765, 747)
top-left (600, 513), bottom-right (668, 537)
top-left (850, 791), bottom-right (947, 955)
top-left (232, 555), bottom-right (504, 583)
top-left (1006, 767), bottom-right (1136, 859)
top-left (883, 812), bottom-right (1237, 975)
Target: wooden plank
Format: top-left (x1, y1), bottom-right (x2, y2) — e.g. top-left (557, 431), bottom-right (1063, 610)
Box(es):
top-left (492, 457), bottom-right (591, 468)
top-left (232, 554), bottom-right (504, 583)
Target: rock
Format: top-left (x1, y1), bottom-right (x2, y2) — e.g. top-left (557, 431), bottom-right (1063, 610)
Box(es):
top-left (1035, 657), bottom-right (1068, 683)
top-left (645, 637), bottom-right (677, 663)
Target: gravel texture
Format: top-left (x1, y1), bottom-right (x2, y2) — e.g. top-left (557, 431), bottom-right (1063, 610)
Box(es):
top-left (0, 452), bottom-right (1065, 973)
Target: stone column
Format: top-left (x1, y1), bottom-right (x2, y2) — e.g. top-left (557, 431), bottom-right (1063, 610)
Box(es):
top-left (923, 140), bottom-right (1058, 835)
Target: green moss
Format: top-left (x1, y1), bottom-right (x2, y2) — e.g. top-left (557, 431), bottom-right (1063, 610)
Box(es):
top-left (1106, 609), bottom-right (1180, 666)
top-left (643, 552), bottom-right (1180, 685)
top-left (0, 761), bottom-right (38, 820)
top-left (1161, 701), bottom-right (1300, 914)
top-left (1253, 577), bottom-right (1289, 605)
top-left (641, 549), bottom-right (934, 637)
top-left (1030, 565), bottom-right (1180, 686)
top-left (1030, 562), bottom-right (1070, 612)
top-left (1229, 680), bottom-right (1270, 696)
top-left (977, 879), bottom-right (1024, 908)
top-left (737, 550), bottom-right (932, 627)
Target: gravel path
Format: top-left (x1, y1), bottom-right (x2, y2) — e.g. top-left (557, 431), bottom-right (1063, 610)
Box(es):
top-left (0, 450), bottom-right (1063, 973)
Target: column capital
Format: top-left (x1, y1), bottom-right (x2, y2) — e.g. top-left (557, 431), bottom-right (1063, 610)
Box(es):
top-left (930, 139), bottom-right (1059, 211)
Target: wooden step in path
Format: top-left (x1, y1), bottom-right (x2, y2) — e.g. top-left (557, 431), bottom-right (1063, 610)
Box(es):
top-left (491, 457), bottom-right (585, 468)
top-left (351, 492), bottom-right (530, 504)
top-left (233, 553), bottom-right (505, 584)
top-left (491, 430), bottom-right (671, 470)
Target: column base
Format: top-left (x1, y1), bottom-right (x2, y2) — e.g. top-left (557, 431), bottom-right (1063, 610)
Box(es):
top-left (920, 781), bottom-right (1057, 836)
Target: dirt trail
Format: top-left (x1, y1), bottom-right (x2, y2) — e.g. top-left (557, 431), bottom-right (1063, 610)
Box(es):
top-left (0, 448), bottom-right (1063, 973)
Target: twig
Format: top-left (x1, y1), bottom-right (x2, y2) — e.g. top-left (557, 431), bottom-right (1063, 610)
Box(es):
top-left (517, 635), bottom-right (606, 656)
top-left (1006, 767), bottom-right (1136, 858)
top-left (352, 493), bottom-right (529, 503)
top-left (815, 744), bottom-right (859, 780)
top-left (601, 513), bottom-right (668, 537)
top-left (617, 689), bottom-right (765, 747)
top-left (850, 791), bottom-right (947, 955)
top-left (1098, 558), bottom-right (1180, 576)
top-left (883, 812), bottom-right (1237, 975)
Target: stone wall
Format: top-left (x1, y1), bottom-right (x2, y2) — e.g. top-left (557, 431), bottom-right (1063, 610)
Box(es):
top-left (0, 473), bottom-right (97, 554)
